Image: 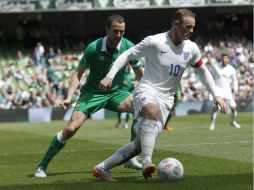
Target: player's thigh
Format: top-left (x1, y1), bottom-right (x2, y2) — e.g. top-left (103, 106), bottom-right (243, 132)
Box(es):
top-left (67, 110), bottom-right (88, 130)
top-left (106, 90), bottom-right (133, 113)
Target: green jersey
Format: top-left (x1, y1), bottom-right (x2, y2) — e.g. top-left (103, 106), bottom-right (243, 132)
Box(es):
top-left (79, 37), bottom-right (140, 93)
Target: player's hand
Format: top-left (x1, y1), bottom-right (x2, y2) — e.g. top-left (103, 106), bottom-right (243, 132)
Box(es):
top-left (99, 77), bottom-right (112, 91)
top-left (213, 96), bottom-right (228, 113)
top-left (59, 98), bottom-right (72, 110)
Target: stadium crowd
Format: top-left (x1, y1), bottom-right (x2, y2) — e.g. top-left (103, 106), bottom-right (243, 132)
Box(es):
top-left (0, 35), bottom-right (253, 110)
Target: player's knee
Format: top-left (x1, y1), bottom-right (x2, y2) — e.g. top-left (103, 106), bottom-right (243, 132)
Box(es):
top-left (141, 106), bottom-right (159, 120)
top-left (64, 125), bottom-right (78, 138)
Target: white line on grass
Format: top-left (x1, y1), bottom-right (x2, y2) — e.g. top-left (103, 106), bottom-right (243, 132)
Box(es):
top-left (157, 140), bottom-right (253, 147)
top-left (0, 140), bottom-right (253, 156)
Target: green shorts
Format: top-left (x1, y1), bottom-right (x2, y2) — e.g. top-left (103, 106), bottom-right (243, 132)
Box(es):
top-left (74, 89), bottom-right (132, 114)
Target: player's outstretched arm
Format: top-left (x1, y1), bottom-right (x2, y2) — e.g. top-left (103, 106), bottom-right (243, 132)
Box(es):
top-left (195, 64), bottom-right (228, 113)
top-left (107, 49), bottom-right (134, 80)
top-left (59, 65), bottom-right (85, 110)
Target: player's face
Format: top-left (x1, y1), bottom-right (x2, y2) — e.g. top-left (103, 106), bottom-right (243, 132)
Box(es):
top-left (106, 21), bottom-right (125, 48)
top-left (177, 16), bottom-right (195, 41)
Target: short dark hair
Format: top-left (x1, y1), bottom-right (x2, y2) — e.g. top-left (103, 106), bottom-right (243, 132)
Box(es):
top-left (105, 14), bottom-right (125, 28)
top-left (171, 9), bottom-right (196, 24)
top-left (222, 52), bottom-right (229, 57)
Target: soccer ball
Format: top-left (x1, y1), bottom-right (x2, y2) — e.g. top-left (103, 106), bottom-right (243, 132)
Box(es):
top-left (157, 158), bottom-right (184, 181)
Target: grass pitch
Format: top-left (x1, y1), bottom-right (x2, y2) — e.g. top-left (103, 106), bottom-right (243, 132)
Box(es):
top-left (0, 113), bottom-right (252, 190)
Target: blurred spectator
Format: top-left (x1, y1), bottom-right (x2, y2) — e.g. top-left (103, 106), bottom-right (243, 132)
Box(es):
top-left (34, 42), bottom-right (45, 66)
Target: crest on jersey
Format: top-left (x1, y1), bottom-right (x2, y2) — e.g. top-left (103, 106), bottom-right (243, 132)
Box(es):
top-left (183, 52), bottom-right (190, 61)
top-left (141, 97), bottom-right (146, 102)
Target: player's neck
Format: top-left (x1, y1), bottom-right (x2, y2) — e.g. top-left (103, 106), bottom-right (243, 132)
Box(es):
top-left (106, 43), bottom-right (116, 55)
top-left (168, 30), bottom-right (183, 46)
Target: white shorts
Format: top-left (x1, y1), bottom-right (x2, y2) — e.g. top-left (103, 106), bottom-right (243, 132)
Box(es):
top-left (210, 94), bottom-right (237, 108)
top-left (133, 86), bottom-right (174, 131)
top-left (224, 97), bottom-right (237, 108)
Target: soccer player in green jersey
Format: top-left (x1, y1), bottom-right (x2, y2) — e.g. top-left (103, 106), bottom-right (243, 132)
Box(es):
top-left (34, 14), bottom-right (144, 177)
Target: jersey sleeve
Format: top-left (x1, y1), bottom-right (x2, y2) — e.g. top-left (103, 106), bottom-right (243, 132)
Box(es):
top-left (124, 40), bottom-right (142, 69)
top-left (130, 36), bottom-right (152, 59)
top-left (79, 43), bottom-right (95, 69)
top-left (190, 43), bottom-right (202, 68)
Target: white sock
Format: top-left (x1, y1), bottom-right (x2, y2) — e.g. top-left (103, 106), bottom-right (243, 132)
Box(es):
top-left (231, 110), bottom-right (237, 123)
top-left (140, 119), bottom-right (159, 165)
top-left (210, 111), bottom-right (217, 125)
top-left (56, 130), bottom-right (67, 143)
top-left (98, 142), bottom-right (138, 170)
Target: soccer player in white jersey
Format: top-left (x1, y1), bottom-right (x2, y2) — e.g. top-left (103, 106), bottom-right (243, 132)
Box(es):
top-left (208, 53), bottom-right (241, 130)
top-left (93, 9), bottom-right (228, 181)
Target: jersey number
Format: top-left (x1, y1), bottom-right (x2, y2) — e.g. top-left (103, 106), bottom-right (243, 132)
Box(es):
top-left (168, 64), bottom-right (180, 76)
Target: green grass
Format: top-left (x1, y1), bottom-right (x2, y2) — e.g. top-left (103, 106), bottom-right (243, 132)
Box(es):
top-left (0, 113), bottom-right (252, 190)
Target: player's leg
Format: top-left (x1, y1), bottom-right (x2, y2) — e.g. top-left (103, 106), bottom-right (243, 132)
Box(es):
top-left (229, 99), bottom-right (241, 128)
top-left (134, 89), bottom-right (171, 180)
top-left (109, 92), bottom-right (142, 170)
top-left (164, 91), bottom-right (179, 131)
top-left (114, 112), bottom-right (121, 128)
top-left (209, 106), bottom-right (218, 130)
top-left (164, 113), bottom-right (174, 131)
top-left (93, 129), bottom-right (142, 181)
top-left (138, 103), bottom-right (162, 179)
top-left (35, 111), bottom-right (88, 177)
top-left (124, 113), bottom-right (130, 128)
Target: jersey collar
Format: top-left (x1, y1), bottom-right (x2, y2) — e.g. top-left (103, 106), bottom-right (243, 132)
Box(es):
top-left (101, 36), bottom-right (122, 53)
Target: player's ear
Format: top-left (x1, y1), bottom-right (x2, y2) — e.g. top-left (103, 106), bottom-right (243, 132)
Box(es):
top-left (175, 20), bottom-right (180, 27)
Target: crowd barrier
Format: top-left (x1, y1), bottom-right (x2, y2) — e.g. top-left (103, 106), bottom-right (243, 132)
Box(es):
top-left (0, 100), bottom-right (252, 122)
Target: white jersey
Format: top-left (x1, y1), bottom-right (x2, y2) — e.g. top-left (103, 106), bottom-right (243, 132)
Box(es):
top-left (210, 63), bottom-right (238, 100)
top-left (130, 32), bottom-right (201, 96)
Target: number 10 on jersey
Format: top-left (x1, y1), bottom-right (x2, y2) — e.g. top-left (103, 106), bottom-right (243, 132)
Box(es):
top-left (168, 64), bottom-right (180, 76)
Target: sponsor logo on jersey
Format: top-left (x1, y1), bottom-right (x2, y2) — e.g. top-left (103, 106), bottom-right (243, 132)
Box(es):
top-left (160, 50), bottom-right (168, 54)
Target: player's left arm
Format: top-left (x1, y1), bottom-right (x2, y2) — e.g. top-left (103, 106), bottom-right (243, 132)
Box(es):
top-left (190, 44), bottom-right (227, 113)
top-left (194, 63), bottom-right (227, 113)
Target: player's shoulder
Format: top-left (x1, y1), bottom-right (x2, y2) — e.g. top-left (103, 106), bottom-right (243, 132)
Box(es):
top-left (143, 32), bottom-right (167, 46)
top-left (121, 37), bottom-right (135, 46)
top-left (85, 38), bottom-right (103, 52)
top-left (183, 40), bottom-right (200, 54)
top-left (185, 39), bottom-right (198, 48)
top-left (148, 32), bottom-right (167, 40)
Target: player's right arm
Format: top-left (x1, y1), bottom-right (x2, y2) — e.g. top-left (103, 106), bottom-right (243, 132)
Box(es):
top-left (59, 65), bottom-right (85, 109)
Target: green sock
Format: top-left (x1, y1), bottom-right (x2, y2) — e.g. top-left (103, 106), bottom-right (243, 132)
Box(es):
top-left (165, 113), bottom-right (173, 126)
top-left (38, 136), bottom-right (66, 169)
top-left (130, 119), bottom-right (138, 141)
top-left (125, 113), bottom-right (130, 123)
top-left (117, 112), bottom-right (121, 123)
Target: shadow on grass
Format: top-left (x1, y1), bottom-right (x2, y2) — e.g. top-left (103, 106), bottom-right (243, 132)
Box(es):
top-left (2, 173), bottom-right (253, 190)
